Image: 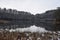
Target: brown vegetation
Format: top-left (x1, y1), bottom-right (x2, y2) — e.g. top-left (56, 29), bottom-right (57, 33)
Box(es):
top-left (0, 30), bottom-right (59, 40)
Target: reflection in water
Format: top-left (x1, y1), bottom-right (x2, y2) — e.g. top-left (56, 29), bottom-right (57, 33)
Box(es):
top-left (9, 25), bottom-right (47, 33)
top-left (0, 21), bottom-right (33, 29)
top-left (0, 20), bottom-right (56, 31)
top-left (0, 20), bottom-right (55, 31)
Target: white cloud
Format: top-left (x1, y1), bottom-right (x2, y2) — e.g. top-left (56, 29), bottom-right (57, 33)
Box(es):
top-left (0, 0), bottom-right (60, 14)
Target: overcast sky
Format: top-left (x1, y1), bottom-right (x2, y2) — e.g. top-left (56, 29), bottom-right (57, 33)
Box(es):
top-left (0, 0), bottom-right (60, 14)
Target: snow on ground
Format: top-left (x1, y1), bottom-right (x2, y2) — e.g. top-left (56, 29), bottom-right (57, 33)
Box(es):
top-left (9, 25), bottom-right (48, 33)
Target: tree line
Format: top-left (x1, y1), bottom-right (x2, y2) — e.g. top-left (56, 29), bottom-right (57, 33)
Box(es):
top-left (0, 7), bottom-right (60, 31)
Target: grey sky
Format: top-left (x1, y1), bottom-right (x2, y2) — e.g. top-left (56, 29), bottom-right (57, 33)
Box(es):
top-left (0, 0), bottom-right (60, 14)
